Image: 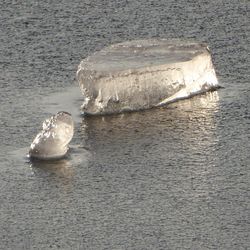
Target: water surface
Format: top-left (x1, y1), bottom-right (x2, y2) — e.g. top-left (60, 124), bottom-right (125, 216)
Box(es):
top-left (0, 0), bottom-right (249, 249)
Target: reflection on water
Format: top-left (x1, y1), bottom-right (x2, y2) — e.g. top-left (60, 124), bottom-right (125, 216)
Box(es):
top-left (28, 146), bottom-right (91, 190)
top-left (29, 158), bottom-right (75, 192)
top-left (80, 91), bottom-right (219, 149)
top-left (79, 91), bottom-right (220, 202)
top-left (30, 158), bottom-right (74, 179)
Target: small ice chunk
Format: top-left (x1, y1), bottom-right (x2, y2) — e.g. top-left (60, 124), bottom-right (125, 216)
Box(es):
top-left (77, 39), bottom-right (218, 115)
top-left (29, 111), bottom-right (74, 160)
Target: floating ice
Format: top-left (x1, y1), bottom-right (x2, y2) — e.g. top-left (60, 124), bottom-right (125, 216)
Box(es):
top-left (29, 111), bottom-right (74, 160)
top-left (77, 39), bottom-right (218, 115)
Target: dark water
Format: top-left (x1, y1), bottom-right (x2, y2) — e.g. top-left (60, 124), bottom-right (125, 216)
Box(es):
top-left (0, 0), bottom-right (249, 249)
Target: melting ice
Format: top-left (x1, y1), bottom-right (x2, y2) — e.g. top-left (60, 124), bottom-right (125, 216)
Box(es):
top-left (77, 39), bottom-right (219, 115)
top-left (29, 111), bottom-right (74, 160)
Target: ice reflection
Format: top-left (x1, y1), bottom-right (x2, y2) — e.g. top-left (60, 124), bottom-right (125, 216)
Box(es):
top-left (79, 91), bottom-right (220, 209)
top-left (80, 91), bottom-right (220, 195)
top-left (81, 91), bottom-right (219, 145)
top-left (30, 159), bottom-right (73, 180)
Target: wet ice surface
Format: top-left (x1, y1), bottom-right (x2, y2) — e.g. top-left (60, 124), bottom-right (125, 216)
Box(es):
top-left (0, 0), bottom-right (249, 249)
top-left (29, 112), bottom-right (74, 160)
top-left (78, 39), bottom-right (218, 115)
top-left (79, 39), bottom-right (208, 72)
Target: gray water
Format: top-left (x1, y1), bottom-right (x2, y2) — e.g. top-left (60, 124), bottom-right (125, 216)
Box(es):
top-left (0, 0), bottom-right (249, 249)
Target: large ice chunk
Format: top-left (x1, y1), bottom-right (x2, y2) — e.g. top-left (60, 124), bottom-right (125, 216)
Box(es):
top-left (77, 39), bottom-right (218, 115)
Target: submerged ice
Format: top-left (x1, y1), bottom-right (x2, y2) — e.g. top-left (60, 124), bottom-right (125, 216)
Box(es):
top-left (29, 111), bottom-right (74, 160)
top-left (77, 39), bottom-right (218, 115)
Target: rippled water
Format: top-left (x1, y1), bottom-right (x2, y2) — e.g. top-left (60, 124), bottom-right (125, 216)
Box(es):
top-left (0, 1), bottom-right (249, 249)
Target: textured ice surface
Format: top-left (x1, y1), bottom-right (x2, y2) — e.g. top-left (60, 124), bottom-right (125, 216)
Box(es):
top-left (29, 111), bottom-right (74, 160)
top-left (77, 39), bottom-right (218, 115)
